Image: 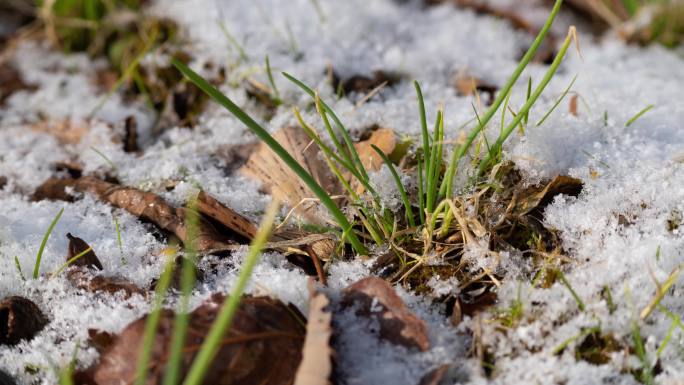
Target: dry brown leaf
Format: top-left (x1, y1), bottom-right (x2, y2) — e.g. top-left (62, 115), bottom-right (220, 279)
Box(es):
top-left (30, 118), bottom-right (90, 145)
top-left (87, 295), bottom-right (305, 385)
top-left (294, 281), bottom-right (333, 385)
top-left (196, 191), bottom-right (258, 239)
top-left (66, 233), bottom-right (103, 270)
top-left (353, 127), bottom-right (396, 172)
top-left (511, 175), bottom-right (583, 216)
top-left (31, 177), bottom-right (79, 202)
top-left (73, 177), bottom-right (234, 253)
top-left (67, 269), bottom-right (145, 299)
top-left (241, 126), bottom-right (341, 226)
top-left (342, 277), bottom-right (430, 351)
top-left (0, 296), bottom-right (48, 346)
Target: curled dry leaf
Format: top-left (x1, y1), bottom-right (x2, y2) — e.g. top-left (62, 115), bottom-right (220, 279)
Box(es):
top-left (0, 296), bottom-right (48, 346)
top-left (89, 295), bottom-right (305, 385)
top-left (342, 277), bottom-right (430, 351)
top-left (510, 175), bottom-right (583, 216)
top-left (241, 126), bottom-right (342, 226)
top-left (294, 281), bottom-right (333, 385)
top-left (66, 233), bottom-right (103, 270)
top-left (196, 191), bottom-right (336, 269)
top-left (73, 177), bottom-right (234, 253)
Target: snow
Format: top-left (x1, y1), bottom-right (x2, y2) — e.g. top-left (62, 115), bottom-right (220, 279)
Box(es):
top-left (0, 0), bottom-right (683, 383)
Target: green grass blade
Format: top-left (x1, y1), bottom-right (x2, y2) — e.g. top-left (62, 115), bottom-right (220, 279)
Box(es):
top-left (557, 270), bottom-right (586, 312)
top-left (218, 22), bottom-right (248, 62)
top-left (163, 198), bottom-right (200, 385)
top-left (14, 256), bottom-right (25, 281)
top-left (114, 214), bottom-right (125, 265)
top-left (625, 104), bottom-right (654, 127)
top-left (282, 72), bottom-right (370, 181)
top-left (426, 110), bottom-right (442, 213)
top-left (173, 59), bottom-right (366, 255)
top-left (414, 81), bottom-right (431, 197)
top-left (182, 201), bottom-right (279, 385)
top-left (134, 255), bottom-right (176, 385)
top-left (631, 321), bottom-right (654, 385)
top-left (536, 74), bottom-right (578, 127)
top-left (265, 55), bottom-right (282, 104)
top-left (417, 156), bottom-right (425, 225)
top-left (371, 145), bottom-right (415, 228)
top-left (524, 77), bottom-right (532, 126)
top-left (477, 27), bottom-right (576, 176)
top-left (33, 207), bottom-right (64, 279)
top-left (440, 0), bottom-right (565, 198)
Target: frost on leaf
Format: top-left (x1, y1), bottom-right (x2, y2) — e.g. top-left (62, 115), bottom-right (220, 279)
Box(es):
top-left (342, 277), bottom-right (430, 351)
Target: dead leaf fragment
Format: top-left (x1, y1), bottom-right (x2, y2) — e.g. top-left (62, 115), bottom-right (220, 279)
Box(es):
top-left (73, 177), bottom-right (234, 253)
top-left (0, 296), bottom-right (48, 346)
top-left (241, 126), bottom-right (341, 225)
top-left (353, 127), bottom-right (396, 172)
top-left (31, 177), bottom-right (78, 202)
top-left (31, 119), bottom-right (90, 145)
top-left (196, 191), bottom-right (257, 239)
top-left (90, 295), bottom-right (305, 385)
top-left (67, 270), bottom-right (145, 299)
top-left (66, 233), bottom-right (103, 270)
top-left (294, 281), bottom-right (333, 385)
top-left (342, 277), bottom-right (430, 351)
top-left (511, 175), bottom-right (583, 216)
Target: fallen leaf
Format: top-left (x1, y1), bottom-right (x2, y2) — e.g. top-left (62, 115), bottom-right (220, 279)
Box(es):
top-left (294, 281), bottom-right (333, 385)
top-left (89, 295), bottom-right (305, 385)
top-left (353, 127), bottom-right (396, 172)
top-left (73, 177), bottom-right (234, 253)
top-left (30, 119), bottom-right (90, 145)
top-left (31, 177), bottom-right (78, 202)
top-left (511, 175), bottom-right (583, 216)
top-left (67, 269), bottom-right (145, 299)
top-left (0, 296), bottom-right (48, 346)
top-left (196, 191), bottom-right (257, 240)
top-left (342, 277), bottom-right (430, 351)
top-left (66, 233), bottom-right (103, 270)
top-left (241, 126), bottom-right (341, 226)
